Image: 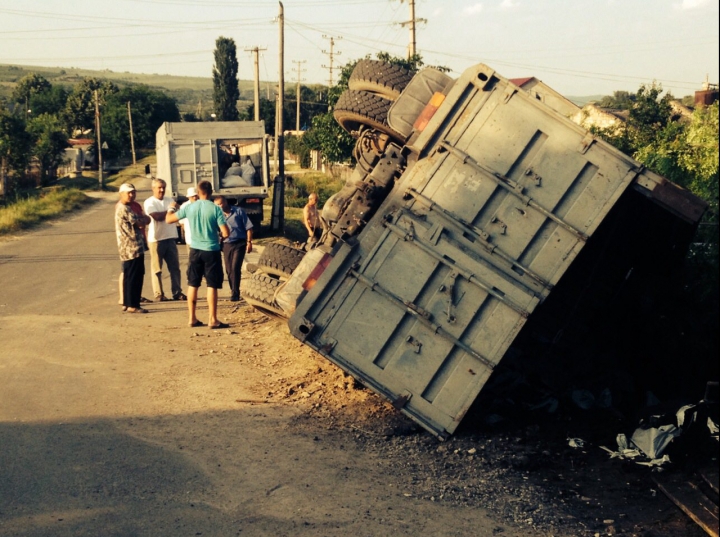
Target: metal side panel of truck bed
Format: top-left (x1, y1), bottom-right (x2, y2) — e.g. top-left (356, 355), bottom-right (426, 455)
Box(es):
top-left (288, 64), bottom-right (683, 438)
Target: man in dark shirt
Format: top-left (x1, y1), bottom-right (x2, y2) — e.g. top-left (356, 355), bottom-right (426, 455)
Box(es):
top-left (115, 183), bottom-right (151, 313)
top-left (214, 195), bottom-right (253, 302)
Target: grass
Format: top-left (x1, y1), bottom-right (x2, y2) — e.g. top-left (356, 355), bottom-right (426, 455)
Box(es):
top-left (0, 188), bottom-right (94, 235)
top-left (105, 153), bottom-right (157, 190)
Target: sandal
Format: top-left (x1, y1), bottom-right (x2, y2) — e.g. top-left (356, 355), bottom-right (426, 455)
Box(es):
top-left (189, 320), bottom-right (205, 327)
top-left (173, 293), bottom-right (187, 301)
top-left (210, 322), bottom-right (230, 330)
top-left (140, 297), bottom-right (153, 303)
top-left (125, 307), bottom-right (149, 314)
top-left (156, 296), bottom-right (169, 302)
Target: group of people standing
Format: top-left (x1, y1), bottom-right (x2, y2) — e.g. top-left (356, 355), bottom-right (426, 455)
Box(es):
top-left (115, 178), bottom-right (253, 329)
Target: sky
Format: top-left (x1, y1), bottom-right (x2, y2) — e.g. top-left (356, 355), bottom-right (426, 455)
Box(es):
top-left (1, 0), bottom-right (718, 98)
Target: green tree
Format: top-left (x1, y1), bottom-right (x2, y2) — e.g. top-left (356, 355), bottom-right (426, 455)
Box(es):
top-left (29, 86), bottom-right (68, 117)
top-left (212, 37), bottom-right (240, 121)
top-left (28, 113), bottom-right (68, 185)
top-left (102, 85), bottom-right (180, 159)
top-left (597, 90), bottom-right (635, 110)
top-left (62, 78), bottom-right (118, 136)
top-left (0, 107), bottom-right (33, 186)
top-left (11, 74), bottom-right (51, 110)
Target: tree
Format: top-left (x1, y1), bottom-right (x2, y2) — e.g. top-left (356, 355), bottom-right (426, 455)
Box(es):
top-left (28, 113), bottom-right (68, 185)
top-left (29, 86), bottom-right (68, 117)
top-left (0, 107), bottom-right (33, 188)
top-left (212, 37), bottom-right (240, 121)
top-left (11, 74), bottom-right (52, 110)
top-left (597, 90), bottom-right (635, 110)
top-left (102, 85), bottom-right (180, 159)
top-left (62, 78), bottom-right (118, 136)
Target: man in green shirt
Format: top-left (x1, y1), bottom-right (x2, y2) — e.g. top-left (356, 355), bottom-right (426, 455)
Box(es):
top-left (167, 180), bottom-right (230, 329)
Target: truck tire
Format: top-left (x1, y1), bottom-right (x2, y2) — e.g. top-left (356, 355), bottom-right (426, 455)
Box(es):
top-left (241, 271), bottom-right (287, 318)
top-left (348, 60), bottom-right (413, 101)
top-left (333, 90), bottom-right (403, 142)
top-left (257, 241), bottom-right (305, 279)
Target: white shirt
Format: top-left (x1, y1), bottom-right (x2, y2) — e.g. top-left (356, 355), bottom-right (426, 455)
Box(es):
top-left (179, 199), bottom-right (194, 246)
top-left (143, 196), bottom-right (178, 242)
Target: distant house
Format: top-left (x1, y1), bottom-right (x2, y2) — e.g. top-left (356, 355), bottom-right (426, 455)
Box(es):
top-left (57, 138), bottom-right (94, 177)
top-left (508, 77), bottom-right (581, 117)
top-left (571, 103), bottom-right (629, 132)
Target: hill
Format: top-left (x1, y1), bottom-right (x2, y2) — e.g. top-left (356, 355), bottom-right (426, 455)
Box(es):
top-left (0, 63), bottom-right (268, 116)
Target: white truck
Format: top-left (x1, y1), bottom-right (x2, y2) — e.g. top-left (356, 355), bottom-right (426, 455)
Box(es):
top-left (155, 121), bottom-right (271, 227)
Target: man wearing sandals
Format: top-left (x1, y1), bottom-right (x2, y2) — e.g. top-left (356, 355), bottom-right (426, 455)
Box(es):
top-left (144, 178), bottom-right (186, 302)
top-left (115, 183), bottom-right (151, 314)
top-left (166, 180), bottom-right (230, 329)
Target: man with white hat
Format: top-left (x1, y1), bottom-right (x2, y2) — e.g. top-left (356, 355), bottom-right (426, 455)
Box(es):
top-left (115, 183), bottom-right (151, 313)
top-left (179, 186), bottom-right (199, 255)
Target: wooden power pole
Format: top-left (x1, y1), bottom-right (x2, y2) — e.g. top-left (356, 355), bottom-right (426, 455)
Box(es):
top-left (127, 101), bottom-right (136, 168)
top-left (246, 46), bottom-right (266, 122)
top-left (271, 1), bottom-right (285, 232)
top-left (293, 59), bottom-right (306, 132)
top-left (321, 35), bottom-right (341, 87)
top-left (399, 0), bottom-right (426, 59)
top-left (94, 90), bottom-right (103, 189)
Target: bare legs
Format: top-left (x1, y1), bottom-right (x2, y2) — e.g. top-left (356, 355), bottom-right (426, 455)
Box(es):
top-left (187, 285), bottom-right (222, 327)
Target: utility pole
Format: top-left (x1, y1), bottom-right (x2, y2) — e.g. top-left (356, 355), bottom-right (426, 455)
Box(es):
top-left (245, 46), bottom-right (266, 121)
top-left (94, 90), bottom-right (103, 189)
top-left (293, 59), bottom-right (306, 132)
top-left (271, 1), bottom-right (285, 232)
top-left (127, 101), bottom-right (136, 168)
top-left (399, 0), bottom-right (426, 59)
top-left (321, 35), bottom-right (341, 87)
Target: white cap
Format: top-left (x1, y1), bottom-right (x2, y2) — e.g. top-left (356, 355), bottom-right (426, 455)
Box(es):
top-left (186, 187), bottom-right (198, 197)
top-left (119, 183), bottom-right (136, 193)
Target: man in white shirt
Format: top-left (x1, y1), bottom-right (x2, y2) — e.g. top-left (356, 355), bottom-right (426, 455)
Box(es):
top-left (143, 178), bottom-right (186, 301)
top-left (179, 186), bottom-right (199, 255)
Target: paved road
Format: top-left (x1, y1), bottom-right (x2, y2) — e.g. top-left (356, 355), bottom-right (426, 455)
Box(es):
top-left (0, 179), bottom-right (535, 537)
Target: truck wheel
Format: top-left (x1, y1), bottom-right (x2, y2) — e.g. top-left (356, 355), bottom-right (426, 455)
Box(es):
top-left (241, 271), bottom-right (287, 318)
top-left (348, 60), bottom-right (413, 101)
top-left (258, 241), bottom-right (305, 279)
top-left (334, 90), bottom-right (403, 142)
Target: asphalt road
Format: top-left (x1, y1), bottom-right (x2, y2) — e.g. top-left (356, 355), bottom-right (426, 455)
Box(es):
top-left (0, 180), bottom-right (540, 537)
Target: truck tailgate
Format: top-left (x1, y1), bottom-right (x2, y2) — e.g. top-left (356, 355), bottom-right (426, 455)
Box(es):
top-left (288, 64), bottom-right (680, 438)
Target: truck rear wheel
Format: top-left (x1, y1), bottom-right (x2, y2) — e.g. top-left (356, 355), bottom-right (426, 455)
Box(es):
top-left (241, 271), bottom-right (287, 318)
top-left (257, 241), bottom-right (305, 279)
top-left (334, 90), bottom-right (403, 142)
top-left (348, 60), bottom-right (413, 100)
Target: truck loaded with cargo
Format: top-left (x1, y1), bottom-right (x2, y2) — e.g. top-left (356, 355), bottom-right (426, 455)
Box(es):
top-left (155, 121), bottom-right (271, 227)
top-left (243, 61), bottom-right (708, 439)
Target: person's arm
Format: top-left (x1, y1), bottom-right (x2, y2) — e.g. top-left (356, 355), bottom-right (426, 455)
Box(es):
top-left (246, 228), bottom-right (253, 253)
top-left (165, 204), bottom-right (183, 225)
top-left (219, 223), bottom-right (230, 239)
top-left (148, 199), bottom-right (177, 221)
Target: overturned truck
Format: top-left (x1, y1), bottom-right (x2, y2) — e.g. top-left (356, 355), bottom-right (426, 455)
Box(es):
top-left (244, 61), bottom-right (707, 439)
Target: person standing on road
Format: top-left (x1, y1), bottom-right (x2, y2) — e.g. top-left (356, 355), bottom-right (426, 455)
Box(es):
top-left (214, 195), bottom-right (253, 302)
top-left (115, 183), bottom-right (151, 314)
top-left (179, 186), bottom-right (199, 256)
top-left (303, 192), bottom-right (321, 243)
top-left (117, 193), bottom-right (152, 308)
top-left (166, 180), bottom-right (230, 329)
top-left (143, 178), bottom-right (186, 302)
